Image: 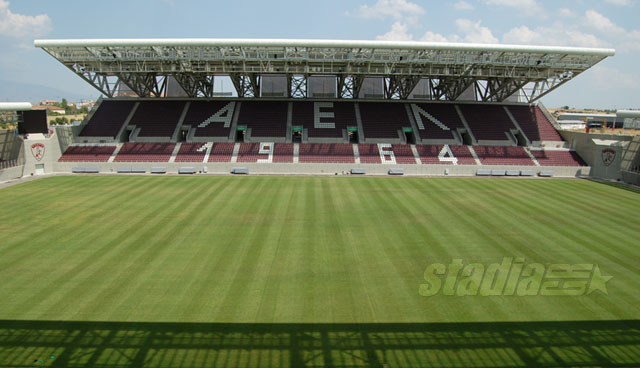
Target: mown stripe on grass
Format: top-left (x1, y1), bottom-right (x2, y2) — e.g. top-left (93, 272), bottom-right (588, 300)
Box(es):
top-left (0, 176), bottom-right (164, 318)
top-left (269, 178), bottom-right (308, 323)
top-left (210, 177), bottom-right (283, 322)
top-left (253, 177), bottom-right (298, 322)
top-left (26, 177), bottom-right (208, 320)
top-left (102, 176), bottom-right (236, 321)
top-left (418, 178), bottom-right (547, 321)
top-left (462, 179), bottom-right (627, 320)
top-left (0, 176), bottom-right (638, 324)
top-left (165, 177), bottom-right (257, 321)
top-left (326, 178), bottom-right (381, 322)
top-left (171, 176), bottom-right (263, 321)
top-left (514, 180), bottom-right (640, 275)
top-left (367, 178), bottom-right (453, 322)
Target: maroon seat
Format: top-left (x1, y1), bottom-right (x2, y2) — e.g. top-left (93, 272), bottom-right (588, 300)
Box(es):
top-left (531, 150), bottom-right (586, 166)
top-left (236, 143), bottom-right (261, 162)
top-left (114, 143), bottom-right (175, 162)
top-left (175, 142), bottom-right (210, 162)
top-left (237, 101), bottom-right (287, 138)
top-left (416, 145), bottom-right (476, 165)
top-left (185, 101), bottom-right (236, 138)
top-left (58, 145), bottom-right (116, 162)
top-left (473, 146), bottom-right (535, 166)
top-left (508, 105), bottom-right (563, 142)
top-left (410, 103), bottom-right (464, 140)
top-left (236, 142), bottom-right (294, 163)
top-left (358, 144), bottom-right (381, 164)
top-left (458, 105), bottom-right (515, 142)
top-left (274, 143), bottom-right (294, 163)
top-left (392, 144), bottom-right (416, 164)
top-left (129, 101), bottom-right (185, 138)
top-left (359, 102), bottom-right (411, 139)
top-left (80, 100), bottom-right (135, 138)
top-left (299, 144), bottom-right (354, 163)
top-left (291, 102), bottom-right (356, 138)
top-left (208, 143), bottom-right (235, 163)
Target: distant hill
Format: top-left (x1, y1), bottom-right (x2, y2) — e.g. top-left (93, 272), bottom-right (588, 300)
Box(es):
top-left (0, 79), bottom-right (98, 103)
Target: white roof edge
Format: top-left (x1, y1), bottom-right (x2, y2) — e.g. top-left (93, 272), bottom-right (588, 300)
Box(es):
top-left (0, 102), bottom-right (32, 111)
top-left (33, 38), bottom-right (616, 56)
top-left (617, 110), bottom-right (640, 118)
top-left (559, 112), bottom-right (616, 117)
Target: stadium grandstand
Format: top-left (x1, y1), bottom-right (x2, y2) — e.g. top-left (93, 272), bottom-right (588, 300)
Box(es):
top-left (3, 38), bottom-right (640, 368)
top-left (1, 38), bottom-right (617, 179)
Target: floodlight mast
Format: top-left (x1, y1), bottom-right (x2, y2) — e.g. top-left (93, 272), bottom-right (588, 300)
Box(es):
top-left (34, 38), bottom-right (615, 102)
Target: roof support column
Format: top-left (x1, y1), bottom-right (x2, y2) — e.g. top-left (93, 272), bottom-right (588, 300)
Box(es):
top-left (477, 78), bottom-right (531, 102)
top-left (523, 73), bottom-right (575, 103)
top-left (116, 73), bottom-right (167, 97)
top-left (69, 68), bottom-right (119, 97)
top-left (287, 74), bottom-right (307, 98)
top-left (339, 76), bottom-right (364, 99)
top-left (229, 73), bottom-right (260, 98)
top-left (171, 74), bottom-right (214, 97)
top-left (431, 77), bottom-right (475, 101)
top-left (384, 76), bottom-right (422, 99)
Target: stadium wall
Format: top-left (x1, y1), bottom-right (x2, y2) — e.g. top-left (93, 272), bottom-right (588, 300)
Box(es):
top-left (20, 131), bottom-right (64, 177)
top-left (0, 130), bottom-right (24, 182)
top-left (55, 125), bottom-right (77, 153)
top-left (620, 135), bottom-right (640, 185)
top-left (51, 161), bottom-right (588, 177)
top-left (0, 165), bottom-right (24, 182)
top-left (560, 130), bottom-right (632, 181)
top-left (622, 171), bottom-right (640, 185)
top-left (0, 130), bottom-right (23, 162)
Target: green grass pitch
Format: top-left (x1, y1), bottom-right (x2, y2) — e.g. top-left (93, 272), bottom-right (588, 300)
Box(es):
top-left (0, 176), bottom-right (639, 367)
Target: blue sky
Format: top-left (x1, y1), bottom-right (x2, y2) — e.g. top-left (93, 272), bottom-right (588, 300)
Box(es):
top-left (0, 0), bottom-right (638, 109)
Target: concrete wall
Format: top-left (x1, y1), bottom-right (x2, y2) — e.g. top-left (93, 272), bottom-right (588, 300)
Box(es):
top-left (0, 130), bottom-right (24, 182)
top-left (0, 165), bottom-right (24, 182)
top-left (52, 160), bottom-right (588, 178)
top-left (0, 129), bottom-right (23, 161)
top-left (621, 171), bottom-right (640, 185)
top-left (620, 135), bottom-right (640, 172)
top-left (55, 125), bottom-right (76, 154)
top-left (21, 131), bottom-right (64, 177)
top-left (560, 130), bottom-right (633, 180)
top-left (620, 135), bottom-right (640, 186)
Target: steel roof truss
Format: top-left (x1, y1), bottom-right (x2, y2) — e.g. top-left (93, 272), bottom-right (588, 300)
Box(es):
top-left (36, 41), bottom-right (612, 102)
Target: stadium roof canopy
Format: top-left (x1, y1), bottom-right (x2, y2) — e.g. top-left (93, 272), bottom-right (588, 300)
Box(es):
top-left (0, 102), bottom-right (31, 124)
top-left (617, 110), bottom-right (640, 119)
top-left (35, 38), bottom-right (614, 103)
top-left (0, 102), bottom-right (33, 111)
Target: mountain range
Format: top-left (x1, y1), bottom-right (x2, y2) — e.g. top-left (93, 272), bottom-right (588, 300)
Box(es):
top-left (0, 79), bottom-right (99, 104)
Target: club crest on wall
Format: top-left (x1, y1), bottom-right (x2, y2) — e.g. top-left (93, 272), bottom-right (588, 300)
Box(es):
top-left (31, 143), bottom-right (45, 161)
top-left (601, 148), bottom-right (616, 167)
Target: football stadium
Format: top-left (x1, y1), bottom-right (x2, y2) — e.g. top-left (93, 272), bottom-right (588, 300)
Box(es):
top-left (1, 35), bottom-right (640, 367)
